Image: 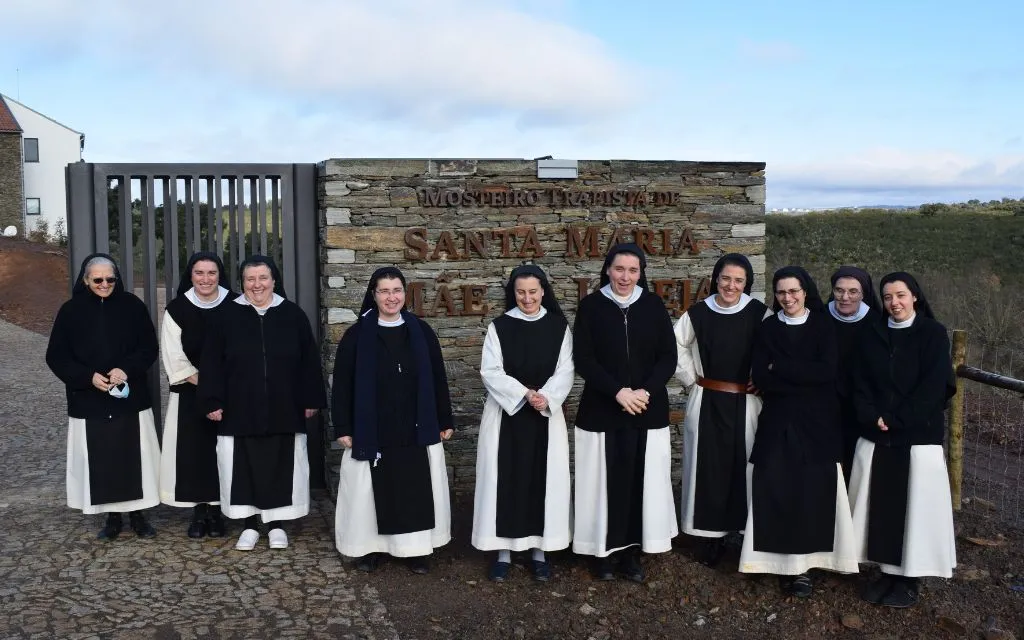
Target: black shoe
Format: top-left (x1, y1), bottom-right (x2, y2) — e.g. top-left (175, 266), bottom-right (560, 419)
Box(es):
top-left (354, 554), bottom-right (381, 573)
top-left (618, 552), bottom-right (645, 583)
top-left (696, 538), bottom-right (727, 567)
top-left (780, 574), bottom-right (813, 598)
top-left (531, 560), bottom-right (552, 582)
top-left (861, 574), bottom-right (895, 604)
top-left (97, 513), bottom-right (123, 540)
top-left (489, 560), bottom-right (512, 582)
top-left (593, 558), bottom-right (615, 581)
top-left (129, 512), bottom-right (156, 538)
top-left (408, 556), bottom-right (430, 575)
top-left (881, 579), bottom-right (919, 608)
top-left (187, 515), bottom-right (207, 539)
top-left (206, 511), bottom-right (226, 538)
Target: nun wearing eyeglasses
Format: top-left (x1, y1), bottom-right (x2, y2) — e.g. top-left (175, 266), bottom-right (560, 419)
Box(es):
top-left (572, 243), bottom-right (678, 583)
top-left (739, 266), bottom-right (858, 598)
top-left (674, 253), bottom-right (770, 567)
top-left (826, 266), bottom-right (882, 483)
top-left (46, 253), bottom-right (161, 540)
top-left (849, 272), bottom-right (956, 609)
top-left (472, 265), bottom-right (574, 583)
top-left (158, 251), bottom-right (237, 538)
top-left (199, 255), bottom-right (326, 552)
top-left (332, 267), bottom-right (454, 575)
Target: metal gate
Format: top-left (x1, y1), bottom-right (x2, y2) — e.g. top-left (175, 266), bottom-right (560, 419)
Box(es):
top-left (64, 162), bottom-right (325, 486)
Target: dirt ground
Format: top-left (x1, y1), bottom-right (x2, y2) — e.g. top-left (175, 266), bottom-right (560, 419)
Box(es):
top-left (2, 238), bottom-right (1021, 639)
top-left (0, 237), bottom-right (69, 334)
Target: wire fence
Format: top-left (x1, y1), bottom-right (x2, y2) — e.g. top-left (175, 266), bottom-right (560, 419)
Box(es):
top-left (957, 337), bottom-right (1024, 527)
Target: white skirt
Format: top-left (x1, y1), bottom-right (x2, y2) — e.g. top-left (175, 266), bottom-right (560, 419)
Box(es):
top-left (739, 463), bottom-right (859, 575)
top-left (572, 426), bottom-right (678, 558)
top-left (158, 392), bottom-right (219, 507)
top-left (679, 387), bottom-right (761, 538)
top-left (216, 434), bottom-right (310, 522)
top-left (66, 410), bottom-right (161, 514)
top-left (848, 438), bottom-right (957, 578)
top-left (471, 399), bottom-right (572, 552)
top-left (335, 442), bottom-right (452, 558)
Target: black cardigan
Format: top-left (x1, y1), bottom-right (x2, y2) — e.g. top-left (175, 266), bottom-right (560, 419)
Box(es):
top-left (198, 299), bottom-right (326, 437)
top-left (572, 290), bottom-right (677, 431)
top-left (46, 289), bottom-right (157, 419)
top-left (852, 316), bottom-right (953, 447)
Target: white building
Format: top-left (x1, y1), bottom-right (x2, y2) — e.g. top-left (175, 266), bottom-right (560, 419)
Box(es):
top-left (0, 95), bottom-right (84, 237)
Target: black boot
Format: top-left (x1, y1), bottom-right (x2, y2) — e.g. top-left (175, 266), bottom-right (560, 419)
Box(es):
top-left (695, 538), bottom-right (727, 567)
top-left (407, 555), bottom-right (430, 575)
top-left (779, 573), bottom-right (813, 598)
top-left (593, 557), bottom-right (615, 581)
top-left (207, 505), bottom-right (226, 538)
top-left (618, 548), bottom-right (645, 583)
top-left (187, 504), bottom-right (208, 538)
top-left (881, 577), bottom-right (919, 608)
top-left (128, 510), bottom-right (156, 538)
top-left (97, 513), bottom-right (123, 540)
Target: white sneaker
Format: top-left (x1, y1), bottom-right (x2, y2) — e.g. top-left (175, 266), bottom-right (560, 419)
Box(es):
top-left (268, 528), bottom-right (288, 549)
top-left (235, 528), bottom-right (260, 551)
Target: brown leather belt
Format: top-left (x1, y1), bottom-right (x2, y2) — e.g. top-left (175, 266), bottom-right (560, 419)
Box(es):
top-left (697, 376), bottom-right (749, 394)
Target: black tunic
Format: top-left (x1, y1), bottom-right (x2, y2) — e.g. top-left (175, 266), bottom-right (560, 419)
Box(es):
top-left (830, 307), bottom-right (880, 482)
top-left (750, 312), bottom-right (840, 554)
top-left (164, 291), bottom-right (236, 503)
top-left (332, 318), bottom-right (454, 535)
top-left (492, 312), bottom-right (568, 539)
top-left (852, 316), bottom-right (953, 565)
top-left (573, 289), bottom-right (677, 550)
top-left (688, 299), bottom-right (767, 532)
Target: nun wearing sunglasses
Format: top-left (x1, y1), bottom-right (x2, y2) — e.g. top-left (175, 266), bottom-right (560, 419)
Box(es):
top-left (46, 253), bottom-right (161, 540)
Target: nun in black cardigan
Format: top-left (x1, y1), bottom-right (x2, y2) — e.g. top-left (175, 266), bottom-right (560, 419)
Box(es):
top-left (738, 266), bottom-right (858, 598)
top-left (332, 267), bottom-right (454, 575)
top-left (849, 272), bottom-right (957, 608)
top-left (46, 253), bottom-right (160, 540)
top-left (572, 243), bottom-right (678, 583)
top-left (826, 265), bottom-right (882, 483)
top-left (158, 251), bottom-right (237, 538)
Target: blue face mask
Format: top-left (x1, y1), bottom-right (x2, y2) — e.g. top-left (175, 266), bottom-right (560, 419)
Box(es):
top-left (108, 382), bottom-right (130, 399)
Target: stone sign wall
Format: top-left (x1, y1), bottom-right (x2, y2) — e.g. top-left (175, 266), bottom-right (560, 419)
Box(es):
top-left (319, 158), bottom-right (767, 493)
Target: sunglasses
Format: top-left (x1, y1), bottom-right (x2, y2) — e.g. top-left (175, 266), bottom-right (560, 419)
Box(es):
top-left (91, 277), bottom-right (117, 285)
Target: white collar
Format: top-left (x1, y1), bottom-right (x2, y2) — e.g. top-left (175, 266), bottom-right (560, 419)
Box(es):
top-left (506, 306), bottom-right (547, 322)
top-left (377, 315), bottom-right (405, 327)
top-left (705, 293), bottom-right (752, 315)
top-left (777, 309), bottom-right (810, 325)
top-left (888, 313), bottom-right (917, 329)
top-left (828, 300), bottom-right (870, 323)
top-left (235, 292), bottom-right (284, 309)
top-left (185, 286), bottom-right (229, 309)
top-left (600, 283), bottom-right (643, 308)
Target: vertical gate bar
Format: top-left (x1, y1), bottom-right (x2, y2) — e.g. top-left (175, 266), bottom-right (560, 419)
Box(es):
top-left (236, 176), bottom-right (247, 263)
top-left (141, 175), bottom-right (162, 432)
top-left (118, 177), bottom-right (134, 294)
top-left (249, 178), bottom-right (258, 255)
top-left (91, 167), bottom-right (110, 256)
top-left (258, 176), bottom-right (268, 256)
top-left (227, 177), bottom-right (238, 282)
top-left (214, 177), bottom-right (224, 260)
top-left (183, 179), bottom-right (194, 253)
top-left (206, 177), bottom-right (216, 252)
top-left (271, 178), bottom-right (280, 264)
top-left (280, 170), bottom-right (297, 307)
top-left (168, 178), bottom-right (180, 294)
top-left (191, 176), bottom-right (201, 255)
top-left (66, 163), bottom-right (96, 293)
top-left (162, 178), bottom-right (175, 300)
top-left (293, 164), bottom-right (318, 340)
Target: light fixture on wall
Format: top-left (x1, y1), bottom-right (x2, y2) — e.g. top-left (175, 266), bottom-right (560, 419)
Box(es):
top-left (537, 158), bottom-right (578, 179)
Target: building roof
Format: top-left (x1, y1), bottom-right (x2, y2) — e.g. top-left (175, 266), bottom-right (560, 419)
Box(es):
top-left (0, 95), bottom-right (22, 133)
top-left (0, 94), bottom-right (82, 136)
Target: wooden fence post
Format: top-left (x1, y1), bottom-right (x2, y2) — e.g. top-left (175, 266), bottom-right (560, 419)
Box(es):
top-left (947, 330), bottom-right (967, 510)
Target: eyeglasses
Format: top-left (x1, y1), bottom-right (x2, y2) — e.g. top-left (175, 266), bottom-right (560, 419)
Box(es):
top-left (91, 277), bottom-right (117, 285)
top-left (376, 288), bottom-right (405, 296)
top-left (832, 287), bottom-right (861, 298)
top-left (775, 288), bottom-right (803, 297)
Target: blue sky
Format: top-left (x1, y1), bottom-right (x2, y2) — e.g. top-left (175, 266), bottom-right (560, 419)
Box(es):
top-left (2, 0), bottom-right (1022, 208)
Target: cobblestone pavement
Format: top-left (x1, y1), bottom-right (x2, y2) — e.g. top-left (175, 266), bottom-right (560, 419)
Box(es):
top-left (0, 320), bottom-right (398, 640)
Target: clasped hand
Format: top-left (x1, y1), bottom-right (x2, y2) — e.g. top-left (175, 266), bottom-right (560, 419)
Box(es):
top-left (92, 368), bottom-right (128, 392)
top-left (525, 389), bottom-right (549, 413)
top-left (616, 388), bottom-right (650, 416)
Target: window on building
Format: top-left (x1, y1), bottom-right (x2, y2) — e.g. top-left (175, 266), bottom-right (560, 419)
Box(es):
top-left (26, 198), bottom-right (40, 215)
top-left (24, 138), bottom-right (39, 163)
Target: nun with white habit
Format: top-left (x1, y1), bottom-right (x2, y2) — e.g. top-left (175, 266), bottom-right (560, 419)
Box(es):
top-left (46, 253), bottom-right (160, 539)
top-left (739, 266), bottom-right (858, 598)
top-left (572, 243), bottom-right (678, 583)
top-left (332, 267), bottom-right (454, 575)
top-left (849, 272), bottom-right (957, 608)
top-left (674, 253), bottom-right (769, 566)
top-left (159, 251), bottom-right (237, 538)
top-left (199, 255), bottom-right (326, 551)
top-left (472, 265), bottom-right (574, 582)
